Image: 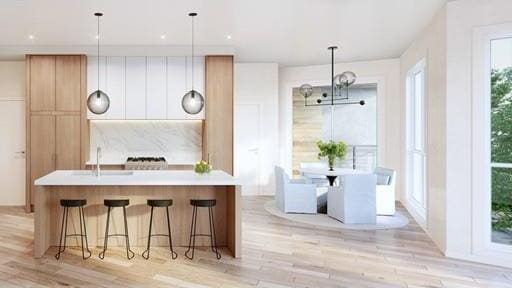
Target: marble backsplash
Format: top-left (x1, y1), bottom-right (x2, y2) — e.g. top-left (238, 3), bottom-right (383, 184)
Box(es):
top-left (89, 120), bottom-right (202, 165)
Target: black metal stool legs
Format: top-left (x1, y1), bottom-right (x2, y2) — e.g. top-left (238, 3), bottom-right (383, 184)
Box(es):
top-left (123, 206), bottom-right (135, 260)
top-left (142, 206), bottom-right (178, 260)
top-left (78, 206), bottom-right (92, 259)
top-left (142, 206), bottom-right (154, 260)
top-left (185, 205), bottom-right (221, 260)
top-left (55, 205), bottom-right (92, 260)
top-left (98, 206), bottom-right (110, 260)
top-left (185, 206), bottom-right (198, 259)
top-left (208, 207), bottom-right (221, 259)
top-left (55, 207), bottom-right (68, 260)
top-left (99, 206), bottom-right (134, 260)
top-left (166, 206), bottom-right (178, 259)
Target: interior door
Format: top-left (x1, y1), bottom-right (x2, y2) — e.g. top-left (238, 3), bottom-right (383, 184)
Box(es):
top-left (0, 100), bottom-right (26, 205)
top-left (234, 104), bottom-right (260, 195)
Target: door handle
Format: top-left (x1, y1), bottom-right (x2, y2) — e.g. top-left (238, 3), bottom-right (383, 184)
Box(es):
top-left (15, 151), bottom-right (25, 155)
top-left (248, 148), bottom-right (259, 154)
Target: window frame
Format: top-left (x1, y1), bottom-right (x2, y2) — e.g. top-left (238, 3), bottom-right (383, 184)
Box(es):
top-left (405, 58), bottom-right (428, 222)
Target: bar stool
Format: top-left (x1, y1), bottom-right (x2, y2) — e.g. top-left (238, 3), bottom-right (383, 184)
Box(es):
top-left (185, 199), bottom-right (221, 260)
top-left (55, 199), bottom-right (92, 260)
top-left (142, 199), bottom-right (178, 260)
top-left (99, 199), bottom-right (135, 260)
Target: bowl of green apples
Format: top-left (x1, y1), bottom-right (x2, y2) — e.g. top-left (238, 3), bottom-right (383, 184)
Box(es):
top-left (194, 160), bottom-right (212, 174)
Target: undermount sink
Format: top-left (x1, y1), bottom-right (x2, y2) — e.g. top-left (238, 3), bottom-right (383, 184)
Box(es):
top-left (71, 170), bottom-right (134, 176)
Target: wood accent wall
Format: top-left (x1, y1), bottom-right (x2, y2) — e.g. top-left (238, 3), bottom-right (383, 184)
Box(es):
top-left (203, 56), bottom-right (234, 175)
top-left (292, 87), bottom-right (323, 175)
top-left (26, 55), bottom-right (87, 212)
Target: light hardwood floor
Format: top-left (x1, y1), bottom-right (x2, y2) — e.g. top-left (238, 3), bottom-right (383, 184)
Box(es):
top-left (0, 197), bottom-right (511, 287)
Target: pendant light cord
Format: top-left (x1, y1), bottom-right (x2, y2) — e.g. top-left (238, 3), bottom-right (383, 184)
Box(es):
top-left (191, 14), bottom-right (195, 92)
top-left (97, 14), bottom-right (100, 92)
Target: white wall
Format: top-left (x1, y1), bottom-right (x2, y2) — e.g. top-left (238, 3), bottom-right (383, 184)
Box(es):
top-left (445, 0), bottom-right (512, 267)
top-left (234, 63), bottom-right (279, 195)
top-left (0, 61), bottom-right (24, 100)
top-left (400, 7), bottom-right (447, 251)
top-left (0, 61), bottom-right (25, 206)
top-left (279, 59), bottom-right (402, 197)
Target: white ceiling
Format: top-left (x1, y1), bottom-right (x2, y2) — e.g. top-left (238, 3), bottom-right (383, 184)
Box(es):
top-left (0, 0), bottom-right (446, 66)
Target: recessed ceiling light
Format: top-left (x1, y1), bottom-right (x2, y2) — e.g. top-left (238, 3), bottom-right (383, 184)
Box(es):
top-left (95, 34), bottom-right (99, 39)
top-left (226, 35), bottom-right (232, 40)
top-left (28, 34), bottom-right (35, 40)
top-left (160, 35), bottom-right (166, 40)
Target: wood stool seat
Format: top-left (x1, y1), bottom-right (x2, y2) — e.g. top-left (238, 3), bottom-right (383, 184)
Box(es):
top-left (147, 199), bottom-right (173, 207)
top-left (104, 199), bottom-right (130, 207)
top-left (190, 199), bottom-right (216, 207)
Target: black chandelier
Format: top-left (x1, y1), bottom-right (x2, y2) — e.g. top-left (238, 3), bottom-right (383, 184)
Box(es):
top-left (299, 46), bottom-right (365, 107)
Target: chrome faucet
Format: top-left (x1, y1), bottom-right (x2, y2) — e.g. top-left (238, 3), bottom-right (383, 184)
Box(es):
top-left (96, 147), bottom-right (101, 177)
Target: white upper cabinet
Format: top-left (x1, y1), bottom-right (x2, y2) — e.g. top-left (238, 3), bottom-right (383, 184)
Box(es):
top-left (87, 56), bottom-right (107, 119)
top-left (146, 57), bottom-right (167, 119)
top-left (167, 57), bottom-right (187, 119)
top-left (87, 56), bottom-right (204, 120)
top-left (104, 57), bottom-right (126, 119)
top-left (125, 57), bottom-right (146, 119)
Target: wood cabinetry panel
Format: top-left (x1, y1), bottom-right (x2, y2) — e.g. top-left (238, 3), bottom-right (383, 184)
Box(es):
top-left (30, 115), bottom-right (55, 205)
top-left (30, 56), bottom-right (55, 111)
top-left (56, 115), bottom-right (80, 169)
top-left (56, 56), bottom-right (81, 112)
top-left (26, 55), bottom-right (86, 211)
top-left (204, 56), bottom-right (234, 174)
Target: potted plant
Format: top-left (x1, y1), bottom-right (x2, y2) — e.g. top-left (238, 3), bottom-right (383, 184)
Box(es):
top-left (316, 140), bottom-right (348, 170)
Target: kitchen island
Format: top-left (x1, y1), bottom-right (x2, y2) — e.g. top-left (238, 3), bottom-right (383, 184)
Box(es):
top-left (33, 170), bottom-right (241, 258)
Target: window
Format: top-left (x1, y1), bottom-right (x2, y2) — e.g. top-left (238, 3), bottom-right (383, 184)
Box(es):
top-left (490, 37), bottom-right (512, 246)
top-left (406, 59), bottom-right (427, 222)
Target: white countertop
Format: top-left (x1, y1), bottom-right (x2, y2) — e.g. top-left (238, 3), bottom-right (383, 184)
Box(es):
top-left (34, 170), bottom-right (240, 186)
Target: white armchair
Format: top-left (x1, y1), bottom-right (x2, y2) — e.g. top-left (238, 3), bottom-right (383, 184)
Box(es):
top-left (374, 167), bottom-right (396, 215)
top-left (275, 166), bottom-right (317, 214)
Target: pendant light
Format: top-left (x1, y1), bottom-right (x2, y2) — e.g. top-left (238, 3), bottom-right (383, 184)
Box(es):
top-left (87, 12), bottom-right (110, 115)
top-left (299, 46), bottom-right (364, 106)
top-left (182, 12), bottom-right (205, 115)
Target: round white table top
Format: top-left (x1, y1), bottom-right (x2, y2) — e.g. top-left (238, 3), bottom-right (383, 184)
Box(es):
top-left (299, 167), bottom-right (371, 176)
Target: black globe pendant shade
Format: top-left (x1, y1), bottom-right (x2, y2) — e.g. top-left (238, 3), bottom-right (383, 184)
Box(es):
top-left (182, 12), bottom-right (204, 115)
top-left (87, 12), bottom-right (110, 115)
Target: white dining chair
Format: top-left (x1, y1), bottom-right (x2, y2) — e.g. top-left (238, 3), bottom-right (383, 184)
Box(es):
top-left (275, 166), bottom-right (317, 214)
top-left (374, 167), bottom-right (396, 215)
top-left (327, 173), bottom-right (377, 224)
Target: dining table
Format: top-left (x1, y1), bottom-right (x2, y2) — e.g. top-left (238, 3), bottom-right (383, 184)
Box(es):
top-left (299, 167), bottom-right (370, 186)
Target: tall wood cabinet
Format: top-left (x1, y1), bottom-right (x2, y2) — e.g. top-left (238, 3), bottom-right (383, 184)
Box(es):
top-left (203, 56), bottom-right (234, 175)
top-left (26, 55), bottom-right (86, 212)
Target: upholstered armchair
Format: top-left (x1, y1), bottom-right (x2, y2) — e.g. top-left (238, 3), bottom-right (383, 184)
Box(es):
top-left (374, 167), bottom-right (397, 215)
top-left (275, 166), bottom-right (317, 214)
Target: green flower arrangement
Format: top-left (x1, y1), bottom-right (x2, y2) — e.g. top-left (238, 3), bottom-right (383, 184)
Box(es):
top-left (316, 140), bottom-right (348, 170)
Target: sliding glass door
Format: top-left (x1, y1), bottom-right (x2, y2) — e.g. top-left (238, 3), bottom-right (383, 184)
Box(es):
top-left (490, 37), bottom-right (512, 245)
